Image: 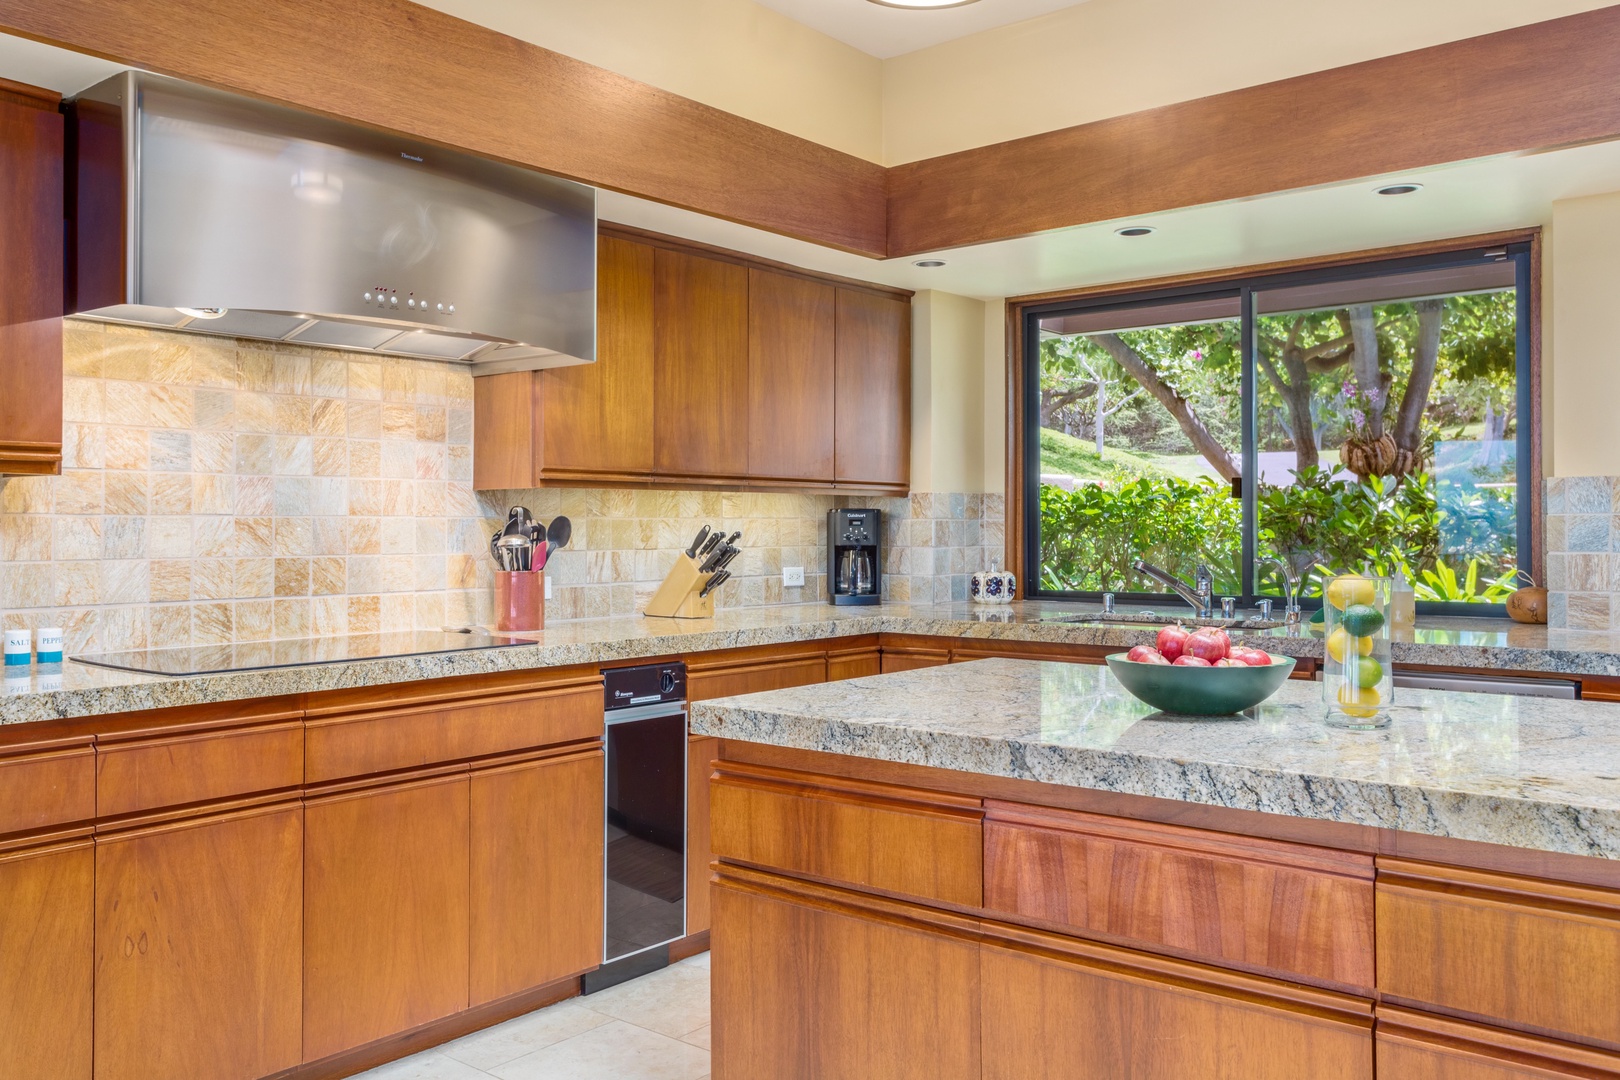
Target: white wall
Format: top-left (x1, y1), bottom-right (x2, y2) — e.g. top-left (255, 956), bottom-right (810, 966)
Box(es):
top-left (910, 291), bottom-right (1008, 494)
top-left (1548, 192), bottom-right (1620, 477)
top-left (415, 0), bottom-right (884, 162)
top-left (880, 0), bottom-right (1613, 164)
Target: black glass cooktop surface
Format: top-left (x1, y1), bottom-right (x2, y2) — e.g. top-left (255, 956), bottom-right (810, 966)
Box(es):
top-left (72, 630), bottom-right (537, 677)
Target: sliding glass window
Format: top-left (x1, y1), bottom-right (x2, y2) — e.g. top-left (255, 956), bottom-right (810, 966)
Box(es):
top-left (1023, 242), bottom-right (1533, 611)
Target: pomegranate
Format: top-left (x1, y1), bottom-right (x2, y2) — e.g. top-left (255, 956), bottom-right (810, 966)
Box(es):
top-left (1183, 629), bottom-right (1229, 664)
top-left (1155, 625), bottom-right (1191, 662)
top-left (1172, 655), bottom-right (1212, 667)
top-left (1126, 645), bottom-right (1167, 664)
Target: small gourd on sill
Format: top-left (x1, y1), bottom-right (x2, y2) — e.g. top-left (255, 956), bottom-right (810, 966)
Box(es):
top-left (1506, 573), bottom-right (1548, 625)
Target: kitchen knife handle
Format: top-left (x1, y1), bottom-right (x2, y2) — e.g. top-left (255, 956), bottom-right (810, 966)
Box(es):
top-left (686, 525), bottom-right (711, 559)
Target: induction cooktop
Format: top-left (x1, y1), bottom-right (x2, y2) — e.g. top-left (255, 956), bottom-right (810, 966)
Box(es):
top-left (72, 629), bottom-right (537, 677)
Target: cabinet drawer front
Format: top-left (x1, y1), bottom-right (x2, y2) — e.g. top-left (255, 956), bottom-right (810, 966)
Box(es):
top-left (97, 722), bottom-right (303, 818)
top-left (1378, 860), bottom-right (1620, 1048)
top-left (0, 744), bottom-right (94, 837)
top-left (307, 684), bottom-right (603, 781)
top-left (984, 802), bottom-right (1375, 991)
top-left (688, 655), bottom-right (826, 702)
top-left (711, 763), bottom-right (983, 907)
top-left (982, 939), bottom-right (1372, 1080)
top-left (1377, 1006), bottom-right (1620, 1079)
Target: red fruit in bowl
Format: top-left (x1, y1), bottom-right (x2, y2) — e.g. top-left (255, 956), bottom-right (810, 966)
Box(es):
top-left (1230, 646), bottom-right (1273, 666)
top-left (1155, 625), bottom-right (1190, 661)
top-left (1183, 630), bottom-right (1228, 663)
top-left (1197, 627), bottom-right (1232, 655)
top-left (1126, 645), bottom-right (1168, 664)
top-left (1213, 658), bottom-right (1242, 668)
top-left (1172, 655), bottom-right (1212, 667)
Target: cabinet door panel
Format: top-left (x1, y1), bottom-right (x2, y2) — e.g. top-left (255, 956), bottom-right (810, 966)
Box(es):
top-left (654, 248), bottom-right (749, 478)
top-left (541, 233), bottom-right (656, 478)
top-left (0, 841), bottom-right (91, 1080)
top-left (981, 940), bottom-right (1372, 1080)
top-left (1378, 1007), bottom-right (1620, 1079)
top-left (304, 774), bottom-right (470, 1060)
top-left (95, 804), bottom-right (303, 1080)
top-left (712, 879), bottom-right (979, 1080)
top-left (834, 288), bottom-right (910, 489)
top-left (470, 750), bottom-right (603, 1003)
top-left (1377, 859), bottom-right (1620, 1048)
top-left (748, 268), bottom-right (835, 482)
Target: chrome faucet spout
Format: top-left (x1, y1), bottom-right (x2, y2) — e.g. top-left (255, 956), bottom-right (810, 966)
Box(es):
top-left (1132, 559), bottom-right (1214, 620)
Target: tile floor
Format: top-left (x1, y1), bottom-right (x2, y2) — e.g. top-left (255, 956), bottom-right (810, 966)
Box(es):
top-left (352, 952), bottom-right (711, 1080)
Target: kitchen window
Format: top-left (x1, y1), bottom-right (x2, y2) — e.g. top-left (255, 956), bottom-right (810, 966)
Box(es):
top-left (1018, 238), bottom-right (1537, 612)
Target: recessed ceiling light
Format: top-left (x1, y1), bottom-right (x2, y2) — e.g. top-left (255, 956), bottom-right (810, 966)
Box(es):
top-left (867, 0), bottom-right (982, 8)
top-left (1376, 183), bottom-right (1424, 196)
top-left (913, 259), bottom-right (947, 268)
top-left (1115, 226), bottom-right (1156, 238)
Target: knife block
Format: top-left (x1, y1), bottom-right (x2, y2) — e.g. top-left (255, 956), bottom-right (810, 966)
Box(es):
top-left (644, 553), bottom-right (715, 619)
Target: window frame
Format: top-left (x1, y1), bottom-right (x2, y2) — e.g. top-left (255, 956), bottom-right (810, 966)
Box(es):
top-left (1010, 232), bottom-right (1542, 616)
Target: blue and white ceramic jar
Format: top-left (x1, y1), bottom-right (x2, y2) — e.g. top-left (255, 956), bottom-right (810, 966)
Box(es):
top-left (971, 564), bottom-right (1016, 605)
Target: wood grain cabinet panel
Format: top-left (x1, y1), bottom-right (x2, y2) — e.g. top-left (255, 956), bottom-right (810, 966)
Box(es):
top-left (834, 288), bottom-right (910, 491)
top-left (470, 749), bottom-right (604, 1004)
top-left (981, 932), bottom-right (1373, 1080)
top-left (653, 247), bottom-right (749, 479)
top-left (305, 683), bottom-right (602, 782)
top-left (712, 874), bottom-right (980, 1080)
top-left (0, 78), bottom-right (64, 476)
top-left (94, 802), bottom-right (303, 1080)
top-left (687, 650), bottom-right (827, 703)
top-left (1377, 858), bottom-right (1620, 1049)
top-left (95, 720), bottom-right (303, 818)
top-left (880, 645), bottom-right (951, 673)
top-left (0, 840), bottom-right (92, 1080)
top-left (0, 739), bottom-right (95, 837)
top-left (688, 735), bottom-right (720, 936)
top-left (304, 773), bottom-right (471, 1060)
top-left (711, 762), bottom-right (983, 907)
top-left (826, 643), bottom-right (881, 681)
top-left (1377, 1006), bottom-right (1620, 1079)
top-left (983, 802), bottom-right (1376, 991)
top-left (747, 268), bottom-right (835, 482)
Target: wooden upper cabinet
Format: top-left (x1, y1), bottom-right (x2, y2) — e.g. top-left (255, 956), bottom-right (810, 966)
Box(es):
top-left (654, 247), bottom-right (750, 479)
top-left (748, 268), bottom-right (835, 482)
top-left (0, 78), bottom-right (64, 476)
top-left (834, 287), bottom-right (911, 491)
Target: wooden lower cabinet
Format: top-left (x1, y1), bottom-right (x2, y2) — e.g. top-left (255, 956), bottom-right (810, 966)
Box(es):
top-left (880, 645), bottom-right (950, 673)
top-left (688, 734), bottom-right (720, 935)
top-left (304, 772), bottom-right (471, 1061)
top-left (712, 875), bottom-right (981, 1080)
top-left (1377, 1007), bottom-right (1620, 1079)
top-left (94, 801), bottom-right (303, 1080)
top-left (981, 932), bottom-right (1372, 1080)
top-left (470, 749), bottom-right (604, 1004)
top-left (0, 840), bottom-right (92, 1080)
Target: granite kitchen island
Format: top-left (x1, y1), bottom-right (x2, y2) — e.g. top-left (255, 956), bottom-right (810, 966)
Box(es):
top-left (691, 659), bottom-right (1620, 1080)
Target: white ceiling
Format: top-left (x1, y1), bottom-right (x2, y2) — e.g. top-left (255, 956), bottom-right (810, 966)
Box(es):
top-left (752, 0), bottom-right (1091, 58)
top-left (0, 32), bottom-right (119, 94)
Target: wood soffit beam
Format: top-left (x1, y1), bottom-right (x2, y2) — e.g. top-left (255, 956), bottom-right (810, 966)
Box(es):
top-left (1, 2), bottom-right (1616, 261)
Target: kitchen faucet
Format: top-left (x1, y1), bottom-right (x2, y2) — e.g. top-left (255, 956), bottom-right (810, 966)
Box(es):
top-left (1132, 560), bottom-right (1214, 620)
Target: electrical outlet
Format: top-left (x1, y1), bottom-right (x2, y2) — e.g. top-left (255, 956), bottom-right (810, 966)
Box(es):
top-left (544, 576), bottom-right (553, 600)
top-left (782, 566), bottom-right (805, 587)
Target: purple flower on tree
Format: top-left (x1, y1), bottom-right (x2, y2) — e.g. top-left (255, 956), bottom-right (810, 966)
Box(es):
top-left (1351, 408), bottom-right (1367, 428)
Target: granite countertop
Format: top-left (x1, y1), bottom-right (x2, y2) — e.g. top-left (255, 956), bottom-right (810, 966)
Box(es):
top-left (689, 656), bottom-right (1620, 860)
top-left (7, 598), bottom-right (1620, 727)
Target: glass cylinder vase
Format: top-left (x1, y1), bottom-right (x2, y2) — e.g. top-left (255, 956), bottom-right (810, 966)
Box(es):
top-left (1321, 573), bottom-right (1392, 729)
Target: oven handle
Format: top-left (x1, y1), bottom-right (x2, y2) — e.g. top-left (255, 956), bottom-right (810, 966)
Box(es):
top-left (604, 701), bottom-right (689, 725)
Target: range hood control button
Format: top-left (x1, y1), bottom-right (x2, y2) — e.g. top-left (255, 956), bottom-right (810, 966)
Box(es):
top-left (364, 292), bottom-right (373, 301)
top-left (390, 296), bottom-right (398, 305)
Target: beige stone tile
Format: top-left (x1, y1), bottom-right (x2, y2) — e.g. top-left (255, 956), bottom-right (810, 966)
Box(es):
top-left (148, 339), bottom-right (194, 385)
top-left (380, 518), bottom-right (414, 555)
top-left (448, 554), bottom-right (478, 589)
top-left (274, 478), bottom-right (312, 516)
top-left (55, 561), bottom-right (100, 606)
top-left (151, 474), bottom-right (193, 516)
top-left (148, 517), bottom-right (192, 557)
top-left (1, 515), bottom-right (51, 561)
top-left (235, 558), bottom-right (274, 599)
top-left (192, 431), bottom-right (234, 473)
top-left (274, 396), bottom-right (313, 436)
top-left (347, 517), bottom-right (381, 555)
top-left (103, 425), bottom-right (149, 470)
top-left (190, 339), bottom-right (237, 389)
top-left (310, 478), bottom-right (346, 517)
top-left (150, 560), bottom-right (192, 603)
top-left (98, 606), bottom-right (149, 652)
top-left (2, 561), bottom-right (52, 608)
top-left (236, 475), bottom-right (275, 516)
top-left (439, 1002), bottom-right (612, 1072)
top-left (447, 407), bottom-right (473, 445)
top-left (272, 354), bottom-right (311, 396)
top-left (62, 322), bottom-right (106, 377)
top-left (275, 558), bottom-right (310, 597)
top-left (311, 357), bottom-right (348, 398)
top-left (381, 358), bottom-right (414, 402)
top-left (311, 595), bottom-right (348, 637)
top-left (62, 378), bottom-right (104, 423)
top-left (0, 477), bottom-right (51, 515)
top-left (104, 473), bottom-right (149, 516)
top-left (192, 559), bottom-right (235, 600)
top-left (236, 517), bottom-right (275, 558)
top-left (237, 349), bottom-right (276, 392)
top-left (381, 441), bottom-right (415, 479)
top-left (192, 602), bottom-right (233, 644)
top-left (379, 593), bottom-right (415, 631)
top-left (193, 474), bottom-right (235, 516)
top-left (413, 555), bottom-right (445, 591)
top-left (313, 437), bottom-right (348, 477)
top-left (62, 423), bottom-right (103, 469)
top-left (380, 479), bottom-right (412, 517)
top-left (348, 361), bottom-right (382, 400)
top-left (235, 599), bottom-right (272, 641)
top-left (235, 391), bottom-right (276, 434)
top-left (1568, 592), bottom-right (1611, 632)
top-left (149, 603), bottom-right (191, 646)
top-left (313, 517), bottom-right (347, 556)
top-left (346, 556), bottom-right (381, 594)
top-left (236, 433), bottom-right (273, 475)
top-left (348, 595), bottom-right (381, 633)
top-left (489, 1019), bottom-right (708, 1080)
top-left (413, 592), bottom-right (445, 629)
top-left (415, 406), bottom-right (447, 442)
top-left (194, 517), bottom-right (236, 559)
top-left (312, 398), bottom-right (346, 437)
top-left (101, 336), bottom-right (152, 381)
top-left (311, 556), bottom-right (346, 595)
top-left (382, 403), bottom-right (416, 439)
top-left (273, 435), bottom-right (313, 476)
top-left (349, 440), bottom-right (381, 477)
top-left (100, 560), bottom-right (149, 605)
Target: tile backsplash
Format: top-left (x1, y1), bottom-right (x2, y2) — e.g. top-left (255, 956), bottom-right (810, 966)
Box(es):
top-left (0, 321), bottom-right (1004, 653)
top-left (1544, 476), bottom-right (1620, 630)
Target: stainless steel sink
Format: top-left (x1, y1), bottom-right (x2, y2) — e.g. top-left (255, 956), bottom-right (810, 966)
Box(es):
top-left (1051, 612), bottom-right (1285, 631)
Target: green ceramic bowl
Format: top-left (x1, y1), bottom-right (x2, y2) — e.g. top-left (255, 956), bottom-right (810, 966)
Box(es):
top-left (1105, 653), bottom-right (1297, 716)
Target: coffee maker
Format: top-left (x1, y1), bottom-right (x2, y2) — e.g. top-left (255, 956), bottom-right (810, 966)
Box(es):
top-left (828, 508), bottom-right (882, 606)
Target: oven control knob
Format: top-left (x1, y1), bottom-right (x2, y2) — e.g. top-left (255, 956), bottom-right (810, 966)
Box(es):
top-left (660, 670), bottom-right (677, 695)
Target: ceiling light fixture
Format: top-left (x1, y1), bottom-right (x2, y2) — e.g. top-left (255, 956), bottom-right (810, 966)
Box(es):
top-left (1376, 183), bottom-right (1424, 196)
top-left (867, 0), bottom-right (982, 9)
top-left (913, 259), bottom-right (947, 268)
top-left (1115, 226), bottom-right (1156, 238)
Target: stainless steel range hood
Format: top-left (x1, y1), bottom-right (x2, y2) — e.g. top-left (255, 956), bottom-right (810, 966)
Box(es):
top-left (66, 72), bottom-right (595, 374)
